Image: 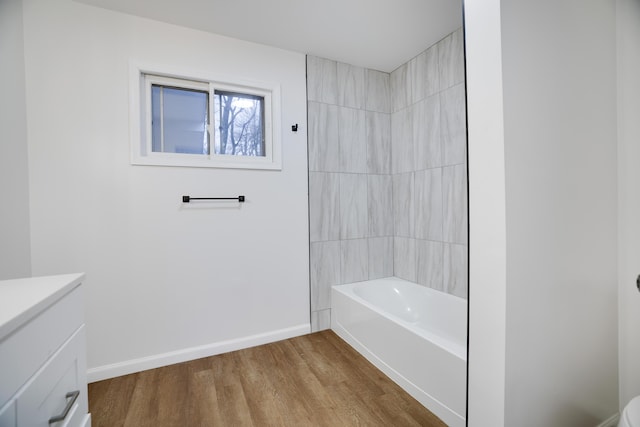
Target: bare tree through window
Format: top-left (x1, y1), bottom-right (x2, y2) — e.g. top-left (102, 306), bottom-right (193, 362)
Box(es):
top-left (214, 90), bottom-right (265, 157)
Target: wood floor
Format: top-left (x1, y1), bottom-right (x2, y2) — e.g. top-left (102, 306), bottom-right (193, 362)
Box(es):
top-left (88, 330), bottom-right (447, 427)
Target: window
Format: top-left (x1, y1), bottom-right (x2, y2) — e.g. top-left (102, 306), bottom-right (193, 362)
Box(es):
top-left (131, 68), bottom-right (281, 169)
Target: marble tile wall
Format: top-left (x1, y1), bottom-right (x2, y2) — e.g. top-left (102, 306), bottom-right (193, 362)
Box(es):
top-left (307, 27), bottom-right (467, 331)
top-left (307, 55), bottom-right (393, 332)
top-left (390, 27), bottom-right (468, 300)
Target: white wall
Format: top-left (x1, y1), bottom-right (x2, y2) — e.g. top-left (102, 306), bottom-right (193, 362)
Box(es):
top-left (467, 0), bottom-right (619, 425)
top-left (0, 0), bottom-right (32, 280)
top-left (464, 0), bottom-right (507, 424)
top-left (617, 0), bottom-right (640, 411)
top-left (501, 1), bottom-right (618, 424)
top-left (21, 0), bottom-right (310, 379)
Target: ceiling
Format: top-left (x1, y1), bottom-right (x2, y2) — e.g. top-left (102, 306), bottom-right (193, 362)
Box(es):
top-left (74, 0), bottom-right (463, 73)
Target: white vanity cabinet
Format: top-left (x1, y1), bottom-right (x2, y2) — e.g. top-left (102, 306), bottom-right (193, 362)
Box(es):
top-left (0, 274), bottom-right (91, 427)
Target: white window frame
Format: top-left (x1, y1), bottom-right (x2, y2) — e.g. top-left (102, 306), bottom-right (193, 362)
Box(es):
top-left (130, 64), bottom-right (282, 170)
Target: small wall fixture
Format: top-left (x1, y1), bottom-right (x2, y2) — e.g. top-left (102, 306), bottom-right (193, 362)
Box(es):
top-left (291, 124), bottom-right (298, 132)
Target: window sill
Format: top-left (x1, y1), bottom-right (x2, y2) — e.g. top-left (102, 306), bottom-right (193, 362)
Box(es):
top-left (131, 153), bottom-right (282, 170)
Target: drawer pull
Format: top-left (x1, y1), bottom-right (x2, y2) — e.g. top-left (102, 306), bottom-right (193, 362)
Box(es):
top-left (48, 390), bottom-right (79, 424)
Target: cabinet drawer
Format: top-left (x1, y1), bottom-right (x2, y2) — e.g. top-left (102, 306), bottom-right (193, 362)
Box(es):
top-left (15, 326), bottom-right (88, 427)
top-left (0, 286), bottom-right (83, 404)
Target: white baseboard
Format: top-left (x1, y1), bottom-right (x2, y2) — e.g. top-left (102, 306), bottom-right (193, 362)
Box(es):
top-left (87, 323), bottom-right (310, 383)
top-left (596, 413), bottom-right (619, 427)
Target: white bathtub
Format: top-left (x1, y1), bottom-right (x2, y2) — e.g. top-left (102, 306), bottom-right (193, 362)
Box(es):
top-left (331, 277), bottom-right (467, 427)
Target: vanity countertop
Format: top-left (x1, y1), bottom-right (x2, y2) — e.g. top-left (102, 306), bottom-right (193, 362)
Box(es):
top-left (0, 273), bottom-right (85, 342)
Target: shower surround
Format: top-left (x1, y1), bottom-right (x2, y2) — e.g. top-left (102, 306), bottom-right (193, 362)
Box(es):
top-left (308, 28), bottom-right (466, 332)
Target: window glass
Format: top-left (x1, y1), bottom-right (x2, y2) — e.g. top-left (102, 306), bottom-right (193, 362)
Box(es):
top-left (151, 85), bottom-right (209, 155)
top-left (214, 90), bottom-right (265, 157)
